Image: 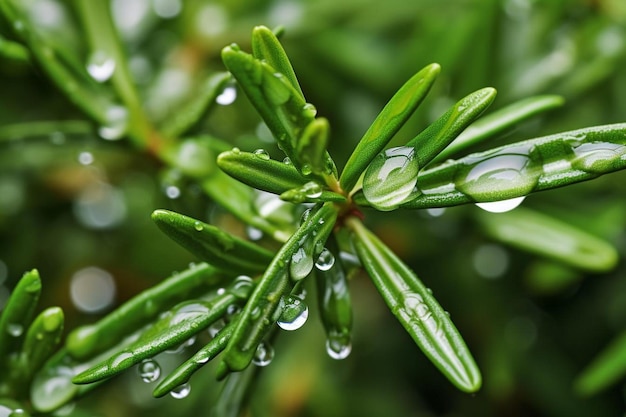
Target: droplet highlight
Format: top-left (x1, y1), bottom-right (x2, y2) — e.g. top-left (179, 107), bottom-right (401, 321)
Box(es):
top-left (170, 382), bottom-right (191, 399)
top-left (277, 295), bottom-right (308, 331)
top-left (138, 359), bottom-right (161, 383)
top-left (252, 342), bottom-right (274, 366)
top-left (315, 248), bottom-right (335, 271)
top-left (87, 51), bottom-right (116, 83)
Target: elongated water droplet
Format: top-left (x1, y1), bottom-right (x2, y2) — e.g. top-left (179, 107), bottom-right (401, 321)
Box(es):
top-left (111, 351), bottom-right (134, 369)
top-left (216, 85), bottom-right (237, 105)
top-left (476, 196), bottom-right (526, 213)
top-left (277, 295), bottom-right (308, 331)
top-left (571, 141), bottom-right (626, 173)
top-left (326, 332), bottom-right (352, 360)
top-left (170, 383), bottom-right (191, 399)
top-left (87, 51), bottom-right (116, 83)
top-left (253, 149), bottom-right (270, 160)
top-left (456, 145), bottom-right (540, 201)
top-left (7, 323), bottom-right (23, 337)
top-left (290, 237), bottom-right (315, 281)
top-left (363, 146), bottom-right (420, 211)
top-left (315, 248), bottom-right (335, 271)
top-left (252, 342), bottom-right (274, 366)
top-left (138, 359), bottom-right (161, 383)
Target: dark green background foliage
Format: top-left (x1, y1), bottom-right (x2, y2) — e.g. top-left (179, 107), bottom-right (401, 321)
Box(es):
top-left (1, 0), bottom-right (626, 416)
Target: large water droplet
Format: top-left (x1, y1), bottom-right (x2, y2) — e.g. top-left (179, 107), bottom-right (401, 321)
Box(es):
top-left (475, 196), bottom-right (526, 213)
top-left (571, 141), bottom-right (626, 174)
top-left (216, 85), bottom-right (237, 105)
top-left (277, 295), bottom-right (308, 331)
top-left (170, 382), bottom-right (191, 399)
top-left (456, 145), bottom-right (539, 201)
top-left (138, 359), bottom-right (161, 383)
top-left (231, 275), bottom-right (254, 298)
top-left (302, 103), bottom-right (317, 119)
top-left (302, 181), bottom-right (322, 198)
top-left (252, 342), bottom-right (274, 366)
top-left (290, 238), bottom-right (315, 281)
top-left (325, 333), bottom-right (352, 360)
top-left (315, 248), bottom-right (335, 271)
top-left (87, 51), bottom-right (116, 83)
top-left (363, 146), bottom-right (420, 211)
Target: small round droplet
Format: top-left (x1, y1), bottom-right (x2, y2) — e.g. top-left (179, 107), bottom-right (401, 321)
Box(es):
top-left (246, 226), bottom-right (263, 241)
top-left (315, 248), bottom-right (335, 271)
top-left (138, 359), bottom-right (161, 383)
top-left (193, 221), bottom-right (204, 231)
top-left (232, 147), bottom-right (241, 154)
top-left (98, 105), bottom-right (128, 141)
top-left (277, 296), bottom-right (309, 331)
top-left (170, 383), bottom-right (191, 399)
top-left (283, 157), bottom-right (292, 165)
top-left (7, 323), bottom-right (23, 337)
top-left (363, 146), bottom-right (419, 211)
top-left (302, 103), bottom-right (317, 119)
top-left (301, 164), bottom-right (312, 176)
top-left (252, 342), bottom-right (274, 366)
top-left (253, 149), bottom-right (270, 160)
top-left (87, 51), bottom-right (116, 83)
top-left (326, 335), bottom-right (352, 360)
top-left (78, 151), bottom-right (94, 165)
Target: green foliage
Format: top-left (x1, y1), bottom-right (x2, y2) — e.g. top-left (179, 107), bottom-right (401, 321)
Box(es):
top-left (1, 1), bottom-right (626, 416)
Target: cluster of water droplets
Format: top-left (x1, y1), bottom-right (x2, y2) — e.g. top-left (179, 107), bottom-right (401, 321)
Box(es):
top-left (276, 295), bottom-right (309, 331)
top-left (363, 146), bottom-right (420, 211)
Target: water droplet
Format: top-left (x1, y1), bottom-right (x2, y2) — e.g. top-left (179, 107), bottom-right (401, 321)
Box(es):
top-left (165, 185), bottom-right (181, 199)
top-left (208, 319), bottom-right (225, 337)
top-left (70, 267), bottom-right (116, 313)
top-left (426, 207), bottom-right (446, 217)
top-left (476, 196), bottom-right (526, 213)
top-left (74, 183), bottom-right (127, 230)
top-left (231, 275), bottom-right (254, 298)
top-left (301, 164), bottom-right (312, 176)
top-left (138, 359), bottom-right (161, 383)
top-left (98, 105), bottom-right (128, 140)
top-left (290, 238), bottom-right (315, 281)
top-left (250, 306), bottom-right (261, 319)
top-left (302, 181), bottom-right (322, 198)
top-left (277, 295), bottom-right (308, 331)
top-left (363, 146), bottom-right (420, 211)
top-left (456, 145), bottom-right (540, 201)
top-left (7, 323), bottom-right (23, 337)
top-left (111, 351), bottom-right (134, 368)
top-left (87, 51), bottom-right (116, 83)
top-left (253, 149), bottom-right (270, 160)
top-left (325, 333), bottom-right (352, 360)
top-left (78, 151), bottom-right (94, 165)
top-left (193, 221), bottom-right (204, 231)
top-left (252, 342), bottom-right (274, 366)
top-left (262, 72), bottom-right (291, 105)
top-left (315, 248), bottom-right (335, 271)
top-left (571, 141), bottom-right (626, 174)
top-left (226, 304), bottom-right (240, 317)
top-left (232, 147), bottom-right (241, 154)
top-left (170, 382), bottom-right (191, 399)
top-left (299, 208), bottom-right (313, 226)
top-left (31, 365), bottom-right (77, 413)
top-left (302, 103), bottom-right (317, 118)
top-left (246, 225), bottom-right (263, 241)
top-left (216, 85), bottom-right (237, 105)
top-left (283, 157), bottom-right (292, 165)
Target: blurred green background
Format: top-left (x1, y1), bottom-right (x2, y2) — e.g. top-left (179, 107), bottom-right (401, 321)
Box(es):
top-left (1, 0), bottom-right (626, 416)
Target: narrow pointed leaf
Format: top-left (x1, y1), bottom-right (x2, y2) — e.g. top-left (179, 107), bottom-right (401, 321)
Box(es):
top-left (433, 95), bottom-right (565, 162)
top-left (161, 72), bottom-right (232, 138)
top-left (575, 331), bottom-right (626, 396)
top-left (340, 63), bottom-right (440, 193)
top-left (295, 117), bottom-right (332, 177)
top-left (153, 322), bottom-right (236, 398)
top-left (67, 263), bottom-right (226, 359)
top-left (348, 218), bottom-right (481, 393)
top-left (17, 307), bottom-right (64, 385)
top-left (151, 209), bottom-right (274, 274)
top-left (0, 269), bottom-right (41, 360)
top-left (221, 45), bottom-right (313, 173)
top-left (218, 149), bottom-right (309, 194)
top-left (476, 207), bottom-right (617, 272)
top-left (401, 123), bottom-right (626, 209)
top-left (251, 25), bottom-right (304, 99)
top-left (407, 87), bottom-right (497, 167)
top-left (73, 278), bottom-right (253, 384)
top-left (218, 203), bottom-right (338, 377)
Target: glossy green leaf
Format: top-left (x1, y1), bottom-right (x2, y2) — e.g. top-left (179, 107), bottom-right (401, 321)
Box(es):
top-left (152, 322), bottom-right (236, 397)
top-left (17, 307), bottom-right (64, 385)
top-left (407, 87), bottom-right (497, 167)
top-left (251, 25), bottom-right (304, 99)
top-left (339, 63), bottom-right (440, 193)
top-left (73, 277), bottom-right (254, 384)
top-left (0, 34), bottom-right (29, 61)
top-left (400, 123), bottom-right (626, 209)
top-left (66, 263), bottom-right (226, 359)
top-left (218, 148), bottom-right (309, 194)
top-left (348, 218), bottom-right (481, 393)
top-left (221, 45), bottom-right (313, 174)
top-left (217, 203), bottom-right (338, 377)
top-left (0, 269), bottom-right (41, 361)
top-left (476, 207), bottom-right (617, 272)
top-left (295, 117), bottom-right (333, 178)
top-left (161, 72), bottom-right (232, 139)
top-left (575, 331), bottom-right (626, 396)
top-left (152, 209), bottom-right (274, 274)
top-left (433, 95), bottom-right (565, 163)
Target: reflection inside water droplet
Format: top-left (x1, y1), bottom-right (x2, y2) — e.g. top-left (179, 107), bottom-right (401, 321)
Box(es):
top-left (277, 295), bottom-right (308, 331)
top-left (87, 51), bottom-right (116, 83)
top-left (325, 333), bottom-right (351, 360)
top-left (138, 359), bottom-right (161, 383)
top-left (170, 382), bottom-right (191, 399)
top-left (252, 342), bottom-right (274, 366)
top-left (216, 85), bottom-right (237, 105)
top-left (475, 196), bottom-right (526, 213)
top-left (315, 248), bottom-right (335, 271)
top-left (571, 141), bottom-right (626, 174)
